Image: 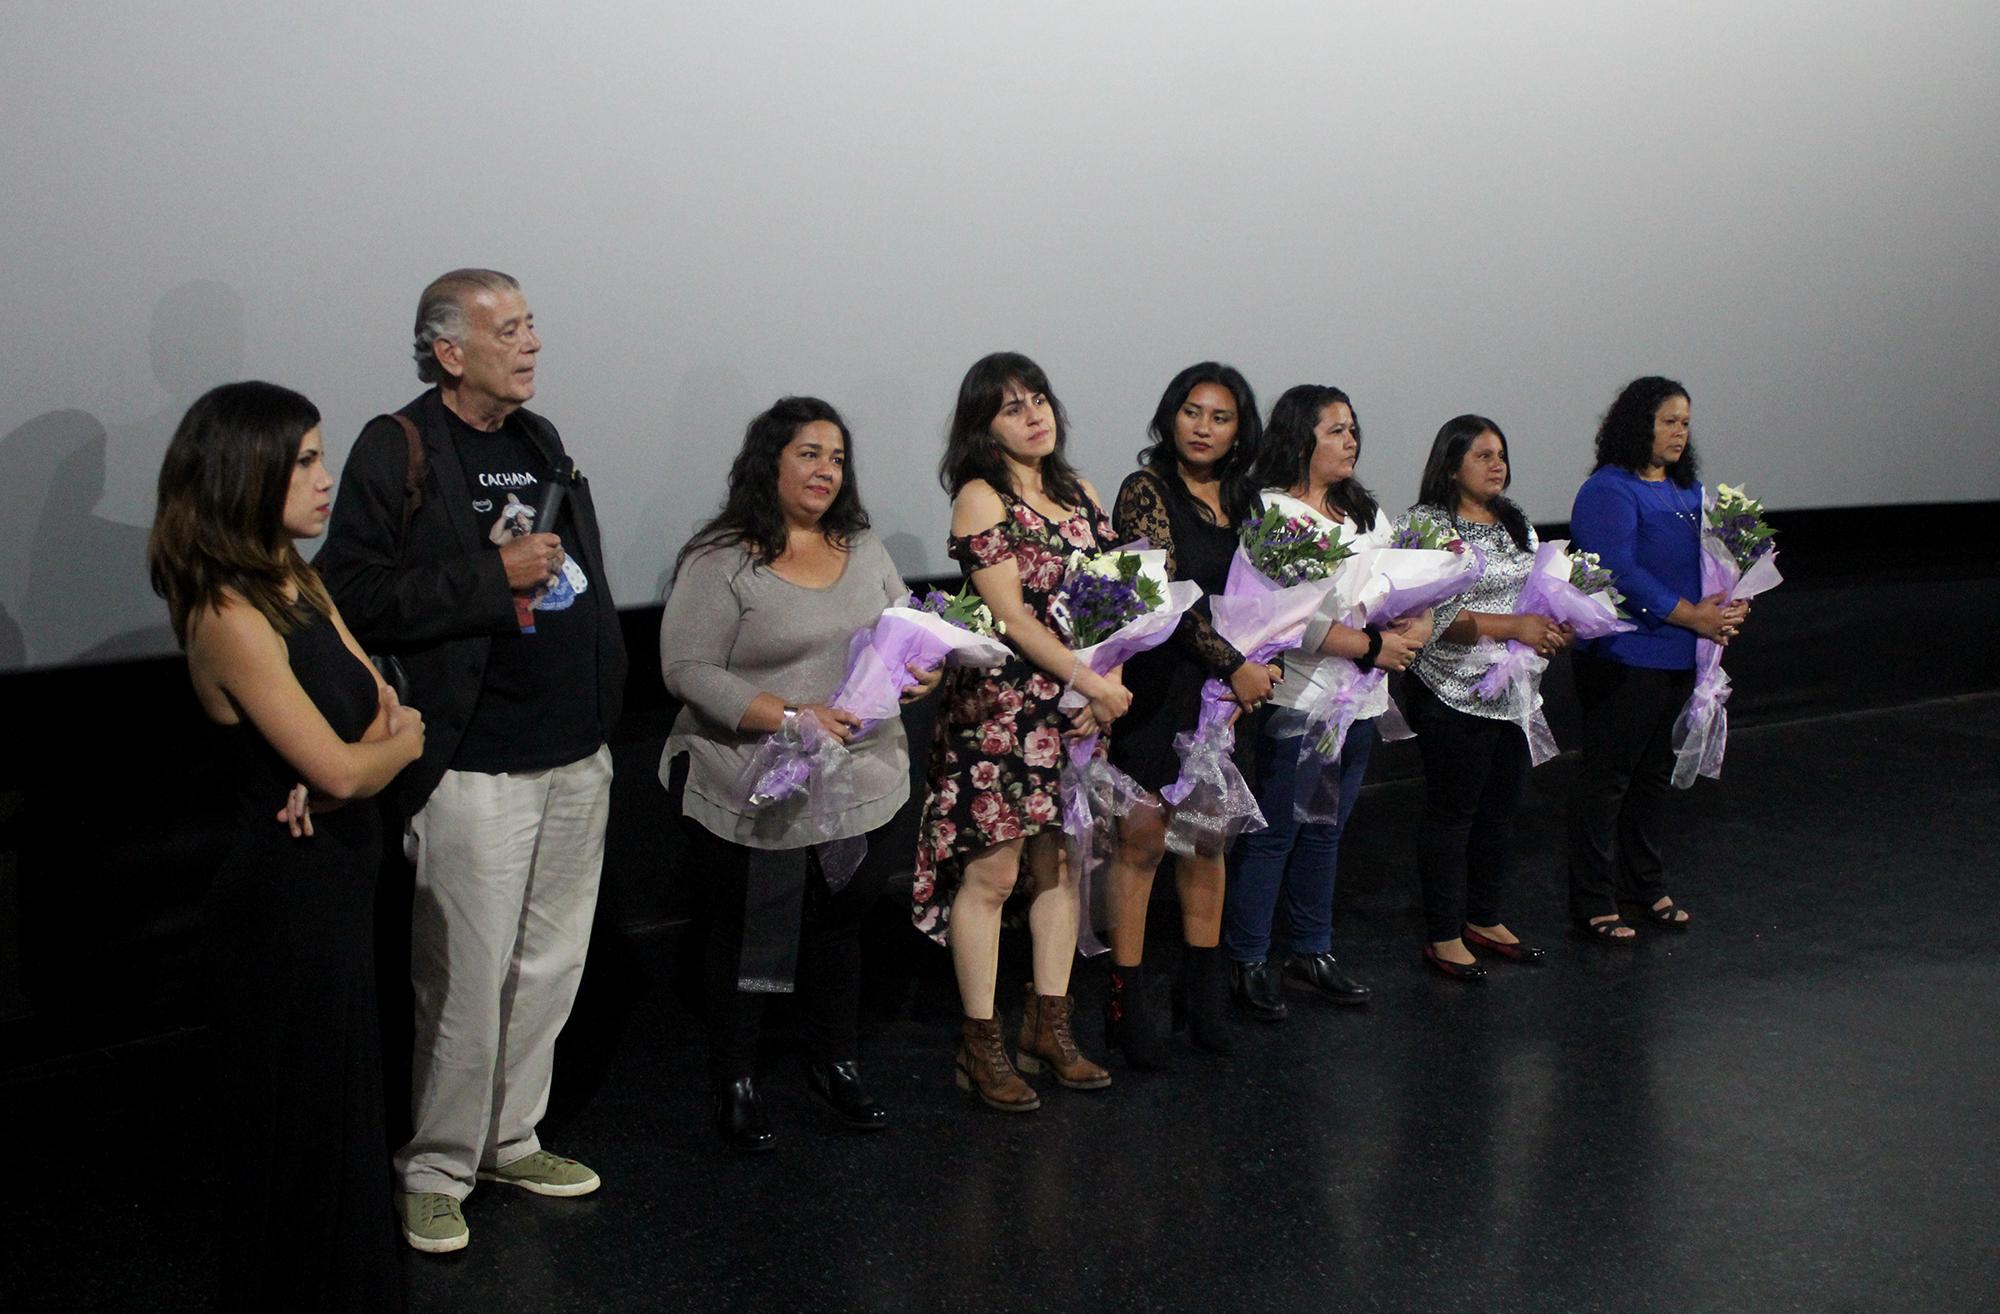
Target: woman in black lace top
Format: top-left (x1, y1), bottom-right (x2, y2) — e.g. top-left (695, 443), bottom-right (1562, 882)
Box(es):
top-left (1103, 362), bottom-right (1275, 1067)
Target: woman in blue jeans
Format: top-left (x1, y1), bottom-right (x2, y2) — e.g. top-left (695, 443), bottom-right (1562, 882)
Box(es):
top-left (1222, 384), bottom-right (1431, 1020)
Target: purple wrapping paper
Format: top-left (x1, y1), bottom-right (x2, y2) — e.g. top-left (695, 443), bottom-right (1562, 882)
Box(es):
top-left (1353, 544), bottom-right (1487, 630)
top-left (1470, 539), bottom-right (1636, 766)
top-left (733, 607), bottom-right (1009, 888)
top-left (1289, 545), bottom-right (1483, 821)
top-left (1054, 554), bottom-right (1202, 955)
top-left (1060, 735), bottom-right (1149, 957)
top-left (1158, 549), bottom-right (1344, 856)
top-left (1670, 529), bottom-right (1783, 787)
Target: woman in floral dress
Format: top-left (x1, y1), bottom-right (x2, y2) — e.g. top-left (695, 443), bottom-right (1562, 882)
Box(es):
top-left (913, 351), bottom-right (1131, 1113)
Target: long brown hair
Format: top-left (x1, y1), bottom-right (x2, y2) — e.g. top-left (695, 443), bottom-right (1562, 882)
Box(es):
top-left (937, 352), bottom-right (1090, 510)
top-left (149, 381), bottom-right (333, 645)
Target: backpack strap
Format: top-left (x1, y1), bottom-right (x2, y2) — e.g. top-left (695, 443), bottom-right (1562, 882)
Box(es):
top-left (380, 412), bottom-right (427, 539)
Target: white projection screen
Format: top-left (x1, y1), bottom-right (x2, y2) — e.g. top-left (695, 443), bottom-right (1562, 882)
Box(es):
top-left (4, 1), bottom-right (1997, 670)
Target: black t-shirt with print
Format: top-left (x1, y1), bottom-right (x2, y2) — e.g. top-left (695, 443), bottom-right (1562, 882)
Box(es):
top-left (445, 406), bottom-right (603, 773)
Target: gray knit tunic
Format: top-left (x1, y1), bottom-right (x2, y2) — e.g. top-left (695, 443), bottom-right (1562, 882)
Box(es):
top-left (659, 533), bottom-right (911, 848)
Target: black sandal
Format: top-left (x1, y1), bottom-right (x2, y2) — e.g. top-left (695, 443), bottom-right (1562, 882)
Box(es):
top-left (1573, 914), bottom-right (1637, 945)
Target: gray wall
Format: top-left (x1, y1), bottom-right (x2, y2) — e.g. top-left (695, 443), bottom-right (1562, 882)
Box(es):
top-left (4, 1), bottom-right (1997, 670)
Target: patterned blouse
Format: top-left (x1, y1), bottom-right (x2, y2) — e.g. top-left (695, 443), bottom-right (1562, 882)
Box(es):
top-left (1397, 508), bottom-right (1540, 722)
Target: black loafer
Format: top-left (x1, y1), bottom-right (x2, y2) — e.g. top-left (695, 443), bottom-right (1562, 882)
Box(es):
top-left (713, 1076), bottom-right (776, 1153)
top-left (1228, 959), bottom-right (1288, 1022)
top-left (1282, 952), bottom-right (1372, 1005)
top-left (807, 1059), bottom-right (888, 1132)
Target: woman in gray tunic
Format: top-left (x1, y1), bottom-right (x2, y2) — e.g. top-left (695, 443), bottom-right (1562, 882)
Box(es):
top-left (661, 396), bottom-right (939, 1150)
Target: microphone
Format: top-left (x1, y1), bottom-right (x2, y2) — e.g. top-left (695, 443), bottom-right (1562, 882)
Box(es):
top-left (535, 457), bottom-right (573, 531)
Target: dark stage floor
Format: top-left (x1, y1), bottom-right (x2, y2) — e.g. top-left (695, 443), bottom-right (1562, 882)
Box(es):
top-left (8, 693), bottom-right (1998, 1313)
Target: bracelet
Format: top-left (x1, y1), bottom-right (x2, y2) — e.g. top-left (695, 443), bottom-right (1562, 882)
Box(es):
top-left (1062, 655), bottom-right (1081, 694)
top-left (1356, 625), bottom-right (1384, 672)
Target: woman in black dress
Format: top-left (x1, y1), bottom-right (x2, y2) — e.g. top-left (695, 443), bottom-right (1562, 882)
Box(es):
top-left (149, 382), bottom-right (425, 1311)
top-left (1104, 362), bottom-right (1274, 1066)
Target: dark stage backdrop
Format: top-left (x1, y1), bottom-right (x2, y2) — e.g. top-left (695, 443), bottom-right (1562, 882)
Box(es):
top-left (1, 504), bottom-right (1995, 1078)
top-left (5, 3), bottom-right (2000, 671)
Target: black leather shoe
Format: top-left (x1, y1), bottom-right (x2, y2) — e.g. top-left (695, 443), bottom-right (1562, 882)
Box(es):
top-left (807, 1059), bottom-right (888, 1132)
top-left (713, 1076), bottom-right (776, 1152)
top-left (1229, 959), bottom-right (1288, 1021)
top-left (1282, 952), bottom-right (1372, 1005)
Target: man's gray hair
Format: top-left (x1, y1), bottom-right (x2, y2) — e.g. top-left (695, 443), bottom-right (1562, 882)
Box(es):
top-left (412, 268), bottom-right (521, 384)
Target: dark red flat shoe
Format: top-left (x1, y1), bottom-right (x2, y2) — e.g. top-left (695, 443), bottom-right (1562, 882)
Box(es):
top-left (1422, 943), bottom-right (1487, 981)
top-left (1463, 926), bottom-right (1547, 964)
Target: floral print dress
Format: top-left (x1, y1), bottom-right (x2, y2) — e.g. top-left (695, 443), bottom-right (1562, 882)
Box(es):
top-left (911, 488), bottom-right (1116, 944)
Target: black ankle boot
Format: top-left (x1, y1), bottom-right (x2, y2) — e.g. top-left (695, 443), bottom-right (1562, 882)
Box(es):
top-left (1172, 945), bottom-right (1235, 1055)
top-left (1104, 963), bottom-right (1172, 1071)
top-left (807, 1059), bottom-right (888, 1132)
top-left (713, 1076), bottom-right (776, 1152)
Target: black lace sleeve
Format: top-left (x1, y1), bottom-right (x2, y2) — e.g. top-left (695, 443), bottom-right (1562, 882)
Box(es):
top-left (1113, 471), bottom-right (1245, 678)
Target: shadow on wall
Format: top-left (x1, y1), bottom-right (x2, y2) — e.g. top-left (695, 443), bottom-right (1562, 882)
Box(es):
top-left (1, 280), bottom-right (245, 670)
top-left (624, 361), bottom-right (758, 603)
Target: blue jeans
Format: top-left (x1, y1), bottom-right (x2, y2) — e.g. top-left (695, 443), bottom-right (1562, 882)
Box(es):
top-left (1223, 714), bottom-right (1378, 963)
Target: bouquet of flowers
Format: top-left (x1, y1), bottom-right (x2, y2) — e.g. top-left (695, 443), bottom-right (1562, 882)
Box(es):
top-left (1050, 550), bottom-right (1165, 647)
top-left (1287, 513), bottom-right (1484, 821)
top-left (734, 591), bottom-right (1012, 882)
top-left (1387, 516), bottom-right (1469, 554)
top-left (1708, 483), bottom-right (1778, 573)
top-left (1050, 546), bottom-right (1201, 954)
top-left (1237, 503), bottom-right (1356, 586)
top-left (908, 582), bottom-right (1006, 638)
top-left (1158, 500), bottom-right (1357, 857)
top-left (1670, 483), bottom-right (1782, 787)
top-left (1470, 540), bottom-right (1637, 764)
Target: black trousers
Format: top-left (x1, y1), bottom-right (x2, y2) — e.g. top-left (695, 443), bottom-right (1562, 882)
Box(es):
top-left (1565, 652), bottom-right (1696, 919)
top-left (683, 819), bottom-right (888, 1083)
top-left (1405, 677), bottom-right (1531, 944)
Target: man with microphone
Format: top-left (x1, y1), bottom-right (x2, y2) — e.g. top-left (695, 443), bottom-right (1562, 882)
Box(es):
top-left (318, 268), bottom-right (627, 1255)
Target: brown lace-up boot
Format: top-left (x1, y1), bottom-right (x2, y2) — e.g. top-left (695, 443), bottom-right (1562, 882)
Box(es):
top-left (954, 1015), bottom-right (1040, 1113)
top-left (1016, 986), bottom-right (1111, 1090)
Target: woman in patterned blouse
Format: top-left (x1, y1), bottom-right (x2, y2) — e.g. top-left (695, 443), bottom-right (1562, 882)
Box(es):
top-left (913, 352), bottom-right (1130, 1112)
top-left (1397, 415), bottom-right (1571, 980)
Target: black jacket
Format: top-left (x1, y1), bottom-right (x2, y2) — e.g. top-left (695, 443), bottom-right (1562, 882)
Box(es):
top-left (316, 388), bottom-right (627, 814)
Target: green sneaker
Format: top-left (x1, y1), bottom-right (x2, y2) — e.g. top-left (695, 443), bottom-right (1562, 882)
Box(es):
top-left (396, 1190), bottom-right (468, 1254)
top-left (476, 1149), bottom-right (601, 1198)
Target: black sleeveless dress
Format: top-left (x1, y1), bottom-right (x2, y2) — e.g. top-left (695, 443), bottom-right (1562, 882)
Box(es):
top-left (203, 606), bottom-right (404, 1311)
top-left (1108, 468), bottom-right (1250, 795)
